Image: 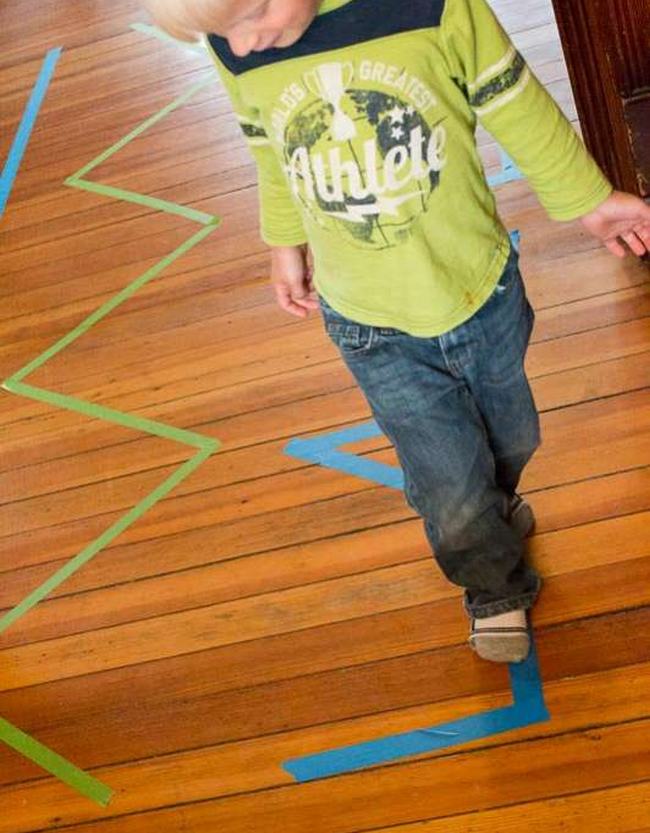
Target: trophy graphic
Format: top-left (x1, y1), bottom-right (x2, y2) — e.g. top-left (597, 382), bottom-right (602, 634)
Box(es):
top-left (304, 62), bottom-right (357, 142)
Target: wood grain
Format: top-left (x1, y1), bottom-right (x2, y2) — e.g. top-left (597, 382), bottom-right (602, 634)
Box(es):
top-left (1, 0), bottom-right (648, 830)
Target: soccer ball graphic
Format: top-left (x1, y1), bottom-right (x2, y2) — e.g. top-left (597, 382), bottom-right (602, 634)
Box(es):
top-left (284, 85), bottom-right (446, 250)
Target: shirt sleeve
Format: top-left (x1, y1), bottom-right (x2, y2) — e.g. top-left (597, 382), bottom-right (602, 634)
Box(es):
top-left (440, 0), bottom-right (613, 221)
top-left (205, 43), bottom-right (308, 246)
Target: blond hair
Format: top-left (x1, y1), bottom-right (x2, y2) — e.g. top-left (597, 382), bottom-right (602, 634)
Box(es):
top-left (143, 0), bottom-right (237, 42)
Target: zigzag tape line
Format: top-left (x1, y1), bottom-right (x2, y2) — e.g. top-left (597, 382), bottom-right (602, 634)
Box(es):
top-left (1, 30), bottom-right (529, 804)
top-left (1, 49), bottom-right (221, 806)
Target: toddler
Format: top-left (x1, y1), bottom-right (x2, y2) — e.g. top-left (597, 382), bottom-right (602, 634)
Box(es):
top-left (145, 0), bottom-right (650, 662)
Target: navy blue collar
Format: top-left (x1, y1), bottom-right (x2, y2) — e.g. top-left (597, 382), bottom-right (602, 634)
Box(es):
top-left (208, 0), bottom-right (445, 75)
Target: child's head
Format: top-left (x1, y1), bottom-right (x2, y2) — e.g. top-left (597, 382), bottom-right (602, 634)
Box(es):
top-left (145, 0), bottom-right (322, 55)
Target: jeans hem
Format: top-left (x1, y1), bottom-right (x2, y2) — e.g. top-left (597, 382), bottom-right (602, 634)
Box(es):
top-left (463, 577), bottom-right (542, 619)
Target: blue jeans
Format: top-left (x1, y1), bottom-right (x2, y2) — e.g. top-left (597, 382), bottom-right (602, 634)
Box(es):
top-left (320, 245), bottom-right (542, 618)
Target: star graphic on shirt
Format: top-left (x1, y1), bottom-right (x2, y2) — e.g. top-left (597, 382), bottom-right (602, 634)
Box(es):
top-left (388, 105), bottom-right (405, 124)
top-left (391, 125), bottom-right (404, 140)
top-left (405, 105), bottom-right (415, 116)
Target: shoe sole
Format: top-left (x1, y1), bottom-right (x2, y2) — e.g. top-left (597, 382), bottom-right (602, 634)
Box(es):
top-left (469, 633), bottom-right (531, 663)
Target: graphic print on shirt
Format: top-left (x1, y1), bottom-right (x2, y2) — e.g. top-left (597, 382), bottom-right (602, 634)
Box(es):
top-left (273, 60), bottom-right (447, 250)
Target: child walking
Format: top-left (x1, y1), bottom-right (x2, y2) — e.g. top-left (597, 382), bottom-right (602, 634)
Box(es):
top-left (145, 0), bottom-right (650, 662)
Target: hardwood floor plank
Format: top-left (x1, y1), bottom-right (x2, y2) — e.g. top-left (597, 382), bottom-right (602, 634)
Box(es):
top-left (12, 717), bottom-right (650, 833)
top-left (1, 0), bottom-right (648, 828)
top-left (1, 309), bottom-right (647, 475)
top-left (1, 343), bottom-right (648, 512)
top-left (0, 603), bottom-right (649, 788)
top-left (0, 504), bottom-right (648, 648)
top-left (4, 384), bottom-right (645, 560)
top-left (0, 453), bottom-right (648, 628)
top-left (1, 459), bottom-right (647, 606)
top-left (1, 537), bottom-right (649, 712)
top-left (369, 782), bottom-right (650, 833)
top-left (3, 265), bottom-right (646, 429)
top-left (2, 665), bottom-right (649, 832)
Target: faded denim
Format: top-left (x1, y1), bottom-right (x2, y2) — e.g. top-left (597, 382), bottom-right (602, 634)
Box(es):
top-left (320, 244), bottom-right (542, 618)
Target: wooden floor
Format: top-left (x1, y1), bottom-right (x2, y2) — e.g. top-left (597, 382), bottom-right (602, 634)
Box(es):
top-left (1, 0), bottom-right (650, 829)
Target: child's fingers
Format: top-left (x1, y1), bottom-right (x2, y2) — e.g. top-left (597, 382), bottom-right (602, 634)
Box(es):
top-left (295, 294), bottom-right (320, 309)
top-left (287, 279), bottom-right (320, 309)
top-left (621, 231), bottom-right (647, 257)
top-left (287, 304), bottom-right (309, 318)
top-left (290, 298), bottom-right (319, 316)
top-left (605, 238), bottom-right (627, 258)
top-left (284, 301), bottom-right (309, 318)
top-left (273, 283), bottom-right (319, 317)
top-left (635, 223), bottom-right (650, 250)
top-left (274, 283), bottom-right (307, 317)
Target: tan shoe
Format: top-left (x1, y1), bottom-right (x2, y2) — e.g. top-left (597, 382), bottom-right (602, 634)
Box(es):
top-left (469, 610), bottom-right (531, 663)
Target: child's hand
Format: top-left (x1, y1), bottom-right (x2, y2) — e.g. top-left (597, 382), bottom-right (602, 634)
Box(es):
top-left (579, 190), bottom-right (650, 258)
top-left (270, 245), bottom-right (320, 318)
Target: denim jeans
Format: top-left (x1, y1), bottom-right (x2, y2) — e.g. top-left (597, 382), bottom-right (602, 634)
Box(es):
top-left (320, 244), bottom-right (542, 618)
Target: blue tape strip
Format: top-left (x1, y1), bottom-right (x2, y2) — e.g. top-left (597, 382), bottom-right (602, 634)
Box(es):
top-left (0, 47), bottom-right (62, 217)
top-left (282, 228), bottom-right (547, 780)
top-left (487, 148), bottom-right (524, 188)
top-left (285, 422), bottom-right (404, 489)
top-left (283, 637), bottom-right (548, 781)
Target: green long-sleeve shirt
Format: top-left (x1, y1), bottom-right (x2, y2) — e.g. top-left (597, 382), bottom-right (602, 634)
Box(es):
top-left (207, 0), bottom-right (612, 336)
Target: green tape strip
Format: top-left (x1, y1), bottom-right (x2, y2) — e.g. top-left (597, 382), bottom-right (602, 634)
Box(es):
top-left (6, 223), bottom-right (217, 386)
top-left (1, 54), bottom-right (223, 805)
top-left (0, 718), bottom-right (113, 806)
top-left (68, 76), bottom-right (213, 181)
top-left (68, 177), bottom-right (217, 224)
top-left (130, 22), bottom-right (206, 54)
top-left (2, 380), bottom-right (219, 450)
top-left (0, 443), bottom-right (214, 634)
top-left (0, 226), bottom-right (221, 635)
